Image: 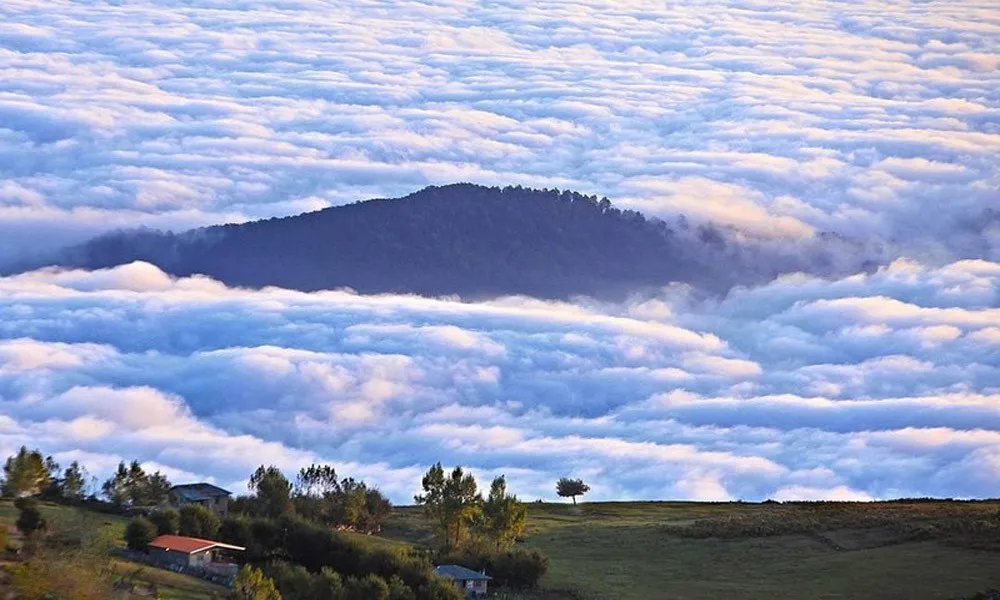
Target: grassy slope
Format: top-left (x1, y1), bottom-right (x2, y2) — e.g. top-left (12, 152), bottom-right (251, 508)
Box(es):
top-left (0, 500), bottom-right (226, 600)
top-left (6, 500), bottom-right (999, 599)
top-left (388, 501), bottom-right (1000, 600)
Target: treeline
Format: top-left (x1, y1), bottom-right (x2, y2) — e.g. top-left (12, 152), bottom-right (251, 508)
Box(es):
top-left (232, 464), bottom-right (391, 534)
top-left (4, 447), bottom-right (550, 598)
top-left (2, 446), bottom-right (89, 501)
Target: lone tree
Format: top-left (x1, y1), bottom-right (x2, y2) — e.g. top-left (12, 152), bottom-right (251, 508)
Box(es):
top-left (556, 478), bottom-right (590, 505)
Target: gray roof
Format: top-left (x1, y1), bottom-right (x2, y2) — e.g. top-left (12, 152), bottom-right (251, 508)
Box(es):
top-left (170, 483), bottom-right (231, 502)
top-left (434, 565), bottom-right (491, 581)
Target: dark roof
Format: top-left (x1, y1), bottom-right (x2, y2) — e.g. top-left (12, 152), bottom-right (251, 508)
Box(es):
top-left (148, 535), bottom-right (245, 554)
top-left (434, 565), bottom-right (491, 581)
top-left (170, 483), bottom-right (231, 501)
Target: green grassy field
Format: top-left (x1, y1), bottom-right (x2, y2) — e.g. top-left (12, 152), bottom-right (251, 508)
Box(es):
top-left (388, 501), bottom-right (1000, 600)
top-left (0, 500), bottom-right (226, 600)
top-left (4, 499), bottom-right (999, 600)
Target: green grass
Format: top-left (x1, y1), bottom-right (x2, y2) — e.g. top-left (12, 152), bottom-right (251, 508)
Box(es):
top-left (386, 501), bottom-right (1000, 600)
top-left (6, 499), bottom-right (1000, 599)
top-left (0, 500), bottom-right (225, 600)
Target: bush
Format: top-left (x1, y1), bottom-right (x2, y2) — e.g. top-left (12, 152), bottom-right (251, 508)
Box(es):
top-left (125, 516), bottom-right (158, 551)
top-left (220, 515), bottom-right (254, 548)
top-left (233, 565), bottom-right (282, 600)
top-left (149, 507), bottom-right (180, 535)
top-left (245, 517), bottom-right (456, 600)
top-left (344, 573), bottom-right (389, 600)
top-left (416, 577), bottom-right (463, 600)
top-left (15, 497), bottom-right (46, 537)
top-left (179, 504), bottom-right (221, 539)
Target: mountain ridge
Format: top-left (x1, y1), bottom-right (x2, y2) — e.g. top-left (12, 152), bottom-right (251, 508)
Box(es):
top-left (11, 183), bottom-right (880, 299)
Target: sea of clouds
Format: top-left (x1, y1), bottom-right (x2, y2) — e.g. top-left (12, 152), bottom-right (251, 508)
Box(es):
top-left (0, 0), bottom-right (998, 264)
top-left (2, 259), bottom-right (999, 501)
top-left (1, 0), bottom-right (999, 501)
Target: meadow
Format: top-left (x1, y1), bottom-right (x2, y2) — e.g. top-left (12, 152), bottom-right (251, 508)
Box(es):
top-left (0, 501), bottom-right (227, 600)
top-left (4, 499), bottom-right (1000, 599)
top-left (388, 500), bottom-right (1000, 600)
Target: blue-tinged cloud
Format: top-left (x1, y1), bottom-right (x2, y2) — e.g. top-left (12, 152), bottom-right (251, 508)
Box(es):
top-left (1, 260), bottom-right (998, 502)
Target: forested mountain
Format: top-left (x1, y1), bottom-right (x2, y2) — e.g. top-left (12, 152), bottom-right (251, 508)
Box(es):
top-left (17, 184), bottom-right (877, 299)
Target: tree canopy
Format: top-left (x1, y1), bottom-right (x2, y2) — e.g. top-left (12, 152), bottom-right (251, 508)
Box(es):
top-left (101, 460), bottom-right (171, 507)
top-left (2, 446), bottom-right (52, 497)
top-left (481, 476), bottom-right (527, 551)
top-left (415, 463), bottom-right (481, 551)
top-left (556, 478), bottom-right (590, 505)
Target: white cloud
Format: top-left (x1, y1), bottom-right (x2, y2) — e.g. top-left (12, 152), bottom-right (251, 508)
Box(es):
top-left (0, 260), bottom-right (997, 501)
top-left (0, 0), bottom-right (997, 262)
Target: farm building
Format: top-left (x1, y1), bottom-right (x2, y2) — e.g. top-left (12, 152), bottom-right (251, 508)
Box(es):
top-left (147, 534), bottom-right (244, 575)
top-left (433, 564), bottom-right (490, 598)
top-left (168, 483), bottom-right (232, 516)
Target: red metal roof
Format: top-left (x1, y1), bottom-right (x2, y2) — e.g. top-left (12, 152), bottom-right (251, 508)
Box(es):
top-left (147, 535), bottom-right (245, 554)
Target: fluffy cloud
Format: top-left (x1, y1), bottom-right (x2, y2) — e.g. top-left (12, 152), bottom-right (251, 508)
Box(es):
top-left (1, 260), bottom-right (998, 501)
top-left (0, 0), bottom-right (999, 263)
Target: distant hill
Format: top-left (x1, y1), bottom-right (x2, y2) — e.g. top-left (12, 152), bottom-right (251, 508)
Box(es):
top-left (13, 184), bottom-right (879, 299)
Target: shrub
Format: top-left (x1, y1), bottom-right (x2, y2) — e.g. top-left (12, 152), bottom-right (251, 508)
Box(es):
top-left (416, 577), bottom-right (463, 600)
top-left (149, 507), bottom-right (180, 535)
top-left (15, 497), bottom-right (46, 537)
top-left (125, 516), bottom-right (158, 551)
top-left (220, 515), bottom-right (254, 548)
top-left (179, 504), bottom-right (221, 539)
top-left (343, 573), bottom-right (389, 600)
top-left (315, 567), bottom-right (344, 600)
top-left (233, 565), bottom-right (282, 600)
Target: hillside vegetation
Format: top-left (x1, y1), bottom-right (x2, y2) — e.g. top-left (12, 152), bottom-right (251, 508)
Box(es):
top-left (386, 500), bottom-right (1000, 600)
top-left (5, 499), bottom-right (1000, 599)
top-left (23, 184), bottom-right (875, 299)
top-left (0, 501), bottom-right (226, 600)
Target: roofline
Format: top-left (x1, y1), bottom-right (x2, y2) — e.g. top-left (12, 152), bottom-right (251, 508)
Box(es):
top-left (434, 565), bottom-right (492, 580)
top-left (169, 483), bottom-right (232, 495)
top-left (149, 541), bottom-right (246, 554)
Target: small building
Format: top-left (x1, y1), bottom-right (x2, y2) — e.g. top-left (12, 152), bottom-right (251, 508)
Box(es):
top-left (169, 483), bottom-right (232, 516)
top-left (147, 534), bottom-right (244, 575)
top-left (434, 564), bottom-right (490, 598)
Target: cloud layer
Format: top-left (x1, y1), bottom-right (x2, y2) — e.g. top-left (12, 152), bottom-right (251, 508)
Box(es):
top-left (2, 260), bottom-right (998, 502)
top-left (0, 0), bottom-right (999, 262)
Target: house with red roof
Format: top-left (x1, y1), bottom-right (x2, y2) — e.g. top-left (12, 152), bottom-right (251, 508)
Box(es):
top-left (147, 534), bottom-right (245, 574)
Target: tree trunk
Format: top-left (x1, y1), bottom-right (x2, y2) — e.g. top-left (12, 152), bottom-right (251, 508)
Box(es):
top-left (572, 495), bottom-right (576, 505)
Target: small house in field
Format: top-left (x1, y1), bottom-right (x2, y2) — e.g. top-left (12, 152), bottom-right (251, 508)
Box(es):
top-left (434, 564), bottom-right (490, 598)
top-left (147, 534), bottom-right (244, 575)
top-left (168, 483), bottom-right (231, 516)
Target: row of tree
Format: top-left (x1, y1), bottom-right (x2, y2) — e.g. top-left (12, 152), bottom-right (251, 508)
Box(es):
top-left (415, 464), bottom-right (527, 552)
top-left (2, 446), bottom-right (88, 500)
top-left (233, 464), bottom-right (392, 533)
top-left (2, 447), bottom-right (393, 534)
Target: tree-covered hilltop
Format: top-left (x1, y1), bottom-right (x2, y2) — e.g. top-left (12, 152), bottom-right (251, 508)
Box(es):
top-left (27, 183), bottom-right (875, 299)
